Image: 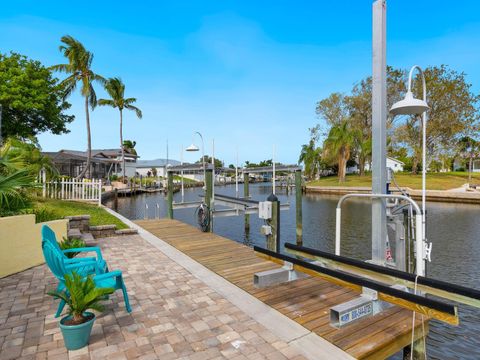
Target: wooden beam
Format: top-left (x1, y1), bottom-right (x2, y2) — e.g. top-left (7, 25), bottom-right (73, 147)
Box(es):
top-left (285, 244), bottom-right (480, 309)
top-left (254, 248), bottom-right (459, 326)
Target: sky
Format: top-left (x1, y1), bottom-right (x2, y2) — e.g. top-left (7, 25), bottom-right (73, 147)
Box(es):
top-left (1, 1), bottom-right (479, 166)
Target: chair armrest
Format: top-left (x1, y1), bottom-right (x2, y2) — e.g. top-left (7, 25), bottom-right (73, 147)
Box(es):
top-left (65, 260), bottom-right (97, 271)
top-left (63, 247), bottom-right (103, 261)
top-left (64, 257), bottom-right (96, 264)
top-left (93, 270), bottom-right (122, 281)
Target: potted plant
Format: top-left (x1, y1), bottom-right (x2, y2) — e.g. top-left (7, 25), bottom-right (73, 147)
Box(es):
top-left (48, 271), bottom-right (114, 350)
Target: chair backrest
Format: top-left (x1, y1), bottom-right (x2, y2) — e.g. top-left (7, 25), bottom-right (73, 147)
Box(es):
top-left (41, 225), bottom-right (62, 253)
top-left (41, 237), bottom-right (66, 282)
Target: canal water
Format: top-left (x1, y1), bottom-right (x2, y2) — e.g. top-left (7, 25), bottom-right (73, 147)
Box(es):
top-left (105, 183), bottom-right (480, 360)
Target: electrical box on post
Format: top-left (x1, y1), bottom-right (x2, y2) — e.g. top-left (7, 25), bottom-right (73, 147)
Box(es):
top-left (260, 225), bottom-right (272, 236)
top-left (258, 201), bottom-right (272, 220)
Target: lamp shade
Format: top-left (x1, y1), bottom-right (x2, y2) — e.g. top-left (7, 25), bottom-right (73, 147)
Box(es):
top-left (390, 91), bottom-right (429, 115)
top-left (185, 143), bottom-right (199, 152)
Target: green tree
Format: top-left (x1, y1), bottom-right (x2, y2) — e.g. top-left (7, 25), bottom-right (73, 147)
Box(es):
top-left (51, 36), bottom-right (105, 179)
top-left (98, 78), bottom-right (142, 180)
top-left (0, 141), bottom-right (36, 213)
top-left (197, 155), bottom-right (223, 168)
top-left (457, 136), bottom-right (480, 184)
top-left (0, 52), bottom-right (74, 139)
top-left (323, 121), bottom-right (357, 182)
top-left (298, 140), bottom-right (322, 180)
top-left (2, 138), bottom-right (57, 178)
top-left (123, 140), bottom-right (137, 155)
top-left (395, 65), bottom-right (479, 174)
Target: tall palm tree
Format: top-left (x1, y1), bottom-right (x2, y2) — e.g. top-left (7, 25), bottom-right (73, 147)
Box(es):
top-left (323, 121), bottom-right (357, 182)
top-left (51, 35), bottom-right (105, 179)
top-left (98, 78), bottom-right (142, 180)
top-left (298, 140), bottom-right (322, 180)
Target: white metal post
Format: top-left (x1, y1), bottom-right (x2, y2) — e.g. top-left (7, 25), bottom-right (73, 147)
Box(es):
top-left (272, 145), bottom-right (276, 195)
top-left (235, 147), bottom-right (239, 198)
top-left (42, 169), bottom-right (46, 198)
top-left (371, 0), bottom-right (387, 264)
top-left (181, 145), bottom-right (185, 203)
top-left (212, 139), bottom-right (215, 206)
top-left (98, 180), bottom-right (102, 206)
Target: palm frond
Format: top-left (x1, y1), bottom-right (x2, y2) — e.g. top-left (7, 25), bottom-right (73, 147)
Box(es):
top-left (125, 104), bottom-right (142, 119)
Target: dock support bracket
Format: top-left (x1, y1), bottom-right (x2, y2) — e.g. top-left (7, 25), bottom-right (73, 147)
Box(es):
top-left (253, 261), bottom-right (308, 288)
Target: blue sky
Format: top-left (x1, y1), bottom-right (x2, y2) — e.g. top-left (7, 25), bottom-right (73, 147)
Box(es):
top-left (1, 1), bottom-right (479, 165)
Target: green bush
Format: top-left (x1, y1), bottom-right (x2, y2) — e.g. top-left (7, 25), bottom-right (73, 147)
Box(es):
top-left (59, 237), bottom-right (86, 258)
top-left (33, 206), bottom-right (59, 223)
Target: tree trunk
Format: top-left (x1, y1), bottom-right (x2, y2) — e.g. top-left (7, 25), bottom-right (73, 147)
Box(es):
top-left (120, 109), bottom-right (125, 182)
top-left (338, 151), bottom-right (346, 183)
top-left (359, 154), bottom-right (365, 176)
top-left (77, 97), bottom-right (91, 179)
top-left (468, 151), bottom-right (473, 185)
top-left (412, 156), bottom-right (418, 175)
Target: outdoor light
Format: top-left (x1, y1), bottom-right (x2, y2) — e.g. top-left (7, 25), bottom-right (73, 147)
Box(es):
top-left (390, 90), bottom-right (429, 116)
top-left (389, 65), bottom-right (430, 275)
top-left (186, 131), bottom-right (206, 189)
top-left (186, 143), bottom-right (199, 152)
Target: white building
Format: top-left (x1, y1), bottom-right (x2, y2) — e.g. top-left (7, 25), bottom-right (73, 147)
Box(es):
top-left (135, 159), bottom-right (181, 177)
top-left (350, 157), bottom-right (404, 174)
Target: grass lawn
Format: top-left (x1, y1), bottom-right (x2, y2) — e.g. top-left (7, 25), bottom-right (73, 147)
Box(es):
top-left (308, 172), bottom-right (480, 191)
top-left (33, 198), bottom-right (128, 229)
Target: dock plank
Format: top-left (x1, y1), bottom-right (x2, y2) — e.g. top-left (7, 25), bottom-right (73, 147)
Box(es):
top-left (135, 219), bottom-right (428, 359)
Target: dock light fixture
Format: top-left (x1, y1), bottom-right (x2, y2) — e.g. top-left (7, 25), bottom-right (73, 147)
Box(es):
top-left (185, 131), bottom-right (206, 189)
top-left (389, 65), bottom-right (430, 276)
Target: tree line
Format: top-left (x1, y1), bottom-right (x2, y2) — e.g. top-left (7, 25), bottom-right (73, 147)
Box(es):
top-left (299, 65), bottom-right (480, 182)
top-left (0, 35), bottom-right (143, 180)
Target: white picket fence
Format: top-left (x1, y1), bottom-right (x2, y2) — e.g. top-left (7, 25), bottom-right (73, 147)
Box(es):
top-left (42, 178), bottom-right (102, 205)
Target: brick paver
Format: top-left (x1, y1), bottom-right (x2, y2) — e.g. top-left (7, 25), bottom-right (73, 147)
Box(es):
top-left (0, 235), bottom-right (307, 360)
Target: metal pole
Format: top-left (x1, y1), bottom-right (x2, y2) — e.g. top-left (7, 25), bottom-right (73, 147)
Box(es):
top-left (181, 145), bottom-right (184, 203)
top-left (295, 169), bottom-right (303, 245)
top-left (205, 169), bottom-right (213, 232)
top-left (235, 147), bottom-right (239, 197)
top-left (371, 0), bottom-right (387, 265)
top-left (272, 145), bottom-right (276, 195)
top-left (212, 139), bottom-right (215, 207)
top-left (244, 171), bottom-right (250, 232)
top-left (167, 170), bottom-right (173, 219)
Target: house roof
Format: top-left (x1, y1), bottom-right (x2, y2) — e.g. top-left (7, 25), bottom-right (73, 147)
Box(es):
top-left (387, 157), bottom-right (405, 165)
top-left (91, 148), bottom-right (139, 158)
top-left (136, 159), bottom-right (181, 168)
top-left (42, 150), bottom-right (112, 164)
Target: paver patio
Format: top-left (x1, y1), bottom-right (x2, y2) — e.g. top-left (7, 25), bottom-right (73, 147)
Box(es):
top-left (0, 234), bottom-right (308, 360)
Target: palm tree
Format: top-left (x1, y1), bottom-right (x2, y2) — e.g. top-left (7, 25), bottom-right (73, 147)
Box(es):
top-left (51, 35), bottom-right (105, 179)
top-left (123, 140), bottom-right (137, 155)
top-left (323, 121), bottom-right (357, 182)
top-left (0, 141), bottom-right (36, 212)
top-left (298, 140), bottom-right (322, 180)
top-left (458, 136), bottom-right (479, 185)
top-left (98, 78), bottom-right (142, 180)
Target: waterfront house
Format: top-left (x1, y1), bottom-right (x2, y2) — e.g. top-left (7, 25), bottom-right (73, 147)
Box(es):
top-left (43, 148), bottom-right (139, 179)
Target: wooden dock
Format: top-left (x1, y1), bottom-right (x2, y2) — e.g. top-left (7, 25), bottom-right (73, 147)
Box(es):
top-left (135, 218), bottom-right (428, 359)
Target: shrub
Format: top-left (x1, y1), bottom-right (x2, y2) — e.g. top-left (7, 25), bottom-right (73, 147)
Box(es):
top-left (59, 237), bottom-right (86, 258)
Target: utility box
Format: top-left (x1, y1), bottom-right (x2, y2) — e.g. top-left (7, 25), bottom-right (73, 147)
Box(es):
top-left (260, 225), bottom-right (272, 236)
top-left (258, 201), bottom-right (272, 220)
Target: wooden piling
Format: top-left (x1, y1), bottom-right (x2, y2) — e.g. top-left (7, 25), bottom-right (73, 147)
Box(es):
top-left (244, 172), bottom-right (250, 233)
top-left (266, 194), bottom-right (280, 252)
top-left (205, 169), bottom-right (213, 232)
top-left (295, 170), bottom-right (303, 245)
top-left (167, 171), bottom-right (173, 219)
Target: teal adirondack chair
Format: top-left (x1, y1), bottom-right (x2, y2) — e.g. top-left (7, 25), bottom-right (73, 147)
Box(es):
top-left (42, 232), bottom-right (131, 317)
top-left (41, 225), bottom-right (107, 274)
